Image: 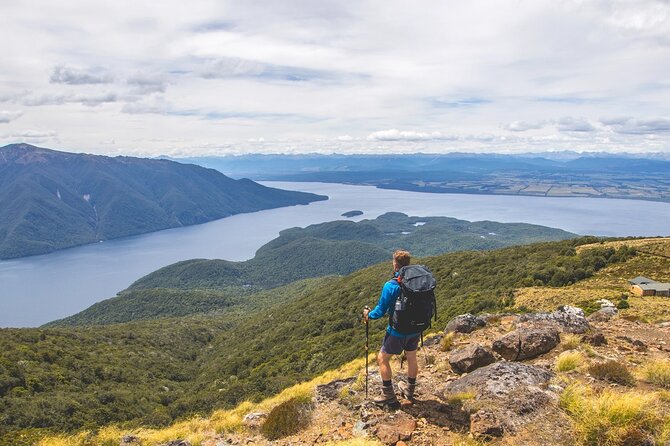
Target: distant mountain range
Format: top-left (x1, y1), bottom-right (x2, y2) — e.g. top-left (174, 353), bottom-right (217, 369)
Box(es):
top-left (0, 144), bottom-right (326, 259)
top-left (172, 153), bottom-right (670, 203)
top-left (48, 212), bottom-right (575, 326)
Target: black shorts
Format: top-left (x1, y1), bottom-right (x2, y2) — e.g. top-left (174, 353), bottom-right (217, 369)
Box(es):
top-left (380, 332), bottom-right (420, 355)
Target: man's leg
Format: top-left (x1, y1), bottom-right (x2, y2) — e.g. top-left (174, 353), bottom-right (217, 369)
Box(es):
top-left (377, 351), bottom-right (393, 381)
top-left (405, 349), bottom-right (418, 379)
top-left (398, 335), bottom-right (420, 400)
top-left (374, 335), bottom-right (400, 407)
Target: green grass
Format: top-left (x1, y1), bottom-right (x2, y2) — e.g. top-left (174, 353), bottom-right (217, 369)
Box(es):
top-left (556, 351), bottom-right (585, 372)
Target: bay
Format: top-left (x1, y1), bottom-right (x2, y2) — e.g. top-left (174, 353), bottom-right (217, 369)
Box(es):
top-left (1, 181), bottom-right (669, 328)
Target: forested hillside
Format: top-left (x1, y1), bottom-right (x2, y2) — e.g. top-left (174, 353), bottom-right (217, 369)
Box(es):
top-left (0, 144), bottom-right (325, 259)
top-left (0, 237), bottom-right (635, 445)
top-left (50, 213), bottom-right (575, 326)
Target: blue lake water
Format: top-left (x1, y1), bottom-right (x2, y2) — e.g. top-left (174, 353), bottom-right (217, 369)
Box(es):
top-left (1, 181), bottom-right (669, 328)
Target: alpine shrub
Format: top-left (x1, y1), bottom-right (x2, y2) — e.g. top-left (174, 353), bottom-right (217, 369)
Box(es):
top-left (260, 395), bottom-right (313, 440)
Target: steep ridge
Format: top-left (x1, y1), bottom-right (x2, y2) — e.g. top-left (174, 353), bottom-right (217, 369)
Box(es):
top-left (0, 144), bottom-right (326, 259)
top-left (30, 238), bottom-right (670, 446)
top-left (0, 237), bottom-right (635, 445)
top-left (47, 213), bottom-right (575, 326)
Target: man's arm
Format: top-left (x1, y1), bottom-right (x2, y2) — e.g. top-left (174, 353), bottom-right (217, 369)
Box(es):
top-left (366, 282), bottom-right (396, 320)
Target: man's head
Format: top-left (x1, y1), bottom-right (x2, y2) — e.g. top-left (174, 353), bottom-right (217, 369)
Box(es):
top-left (393, 250), bottom-right (411, 271)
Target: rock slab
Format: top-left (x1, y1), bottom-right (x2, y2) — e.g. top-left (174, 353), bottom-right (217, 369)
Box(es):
top-left (449, 344), bottom-right (496, 374)
top-left (492, 327), bottom-right (560, 361)
top-left (445, 313), bottom-right (487, 334)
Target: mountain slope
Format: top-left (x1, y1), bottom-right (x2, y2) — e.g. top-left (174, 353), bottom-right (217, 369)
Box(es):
top-left (0, 237), bottom-right (638, 443)
top-left (0, 144), bottom-right (326, 259)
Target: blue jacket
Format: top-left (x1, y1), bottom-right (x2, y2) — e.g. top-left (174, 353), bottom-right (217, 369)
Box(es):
top-left (368, 272), bottom-right (420, 338)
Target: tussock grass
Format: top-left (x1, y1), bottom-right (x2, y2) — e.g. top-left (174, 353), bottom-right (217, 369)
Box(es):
top-left (560, 333), bottom-right (582, 351)
top-left (640, 360), bottom-right (670, 389)
top-left (444, 391), bottom-right (476, 406)
top-left (37, 357), bottom-right (369, 446)
top-left (588, 360), bottom-right (636, 386)
top-left (560, 383), bottom-right (666, 445)
top-left (556, 351), bottom-right (585, 372)
top-left (260, 394), bottom-right (313, 440)
top-left (440, 332), bottom-right (456, 352)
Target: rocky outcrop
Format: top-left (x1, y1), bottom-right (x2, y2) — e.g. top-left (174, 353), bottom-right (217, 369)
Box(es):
top-left (582, 331), bottom-right (608, 346)
top-left (445, 313), bottom-right (487, 334)
top-left (373, 413), bottom-right (417, 445)
top-left (518, 305), bottom-right (590, 333)
top-left (448, 344), bottom-right (496, 374)
top-left (315, 377), bottom-right (356, 403)
top-left (444, 362), bottom-right (556, 436)
top-left (492, 327), bottom-right (560, 361)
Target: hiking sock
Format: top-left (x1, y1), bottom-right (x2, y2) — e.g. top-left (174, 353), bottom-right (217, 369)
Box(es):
top-left (408, 377), bottom-right (416, 385)
top-left (382, 380), bottom-right (392, 387)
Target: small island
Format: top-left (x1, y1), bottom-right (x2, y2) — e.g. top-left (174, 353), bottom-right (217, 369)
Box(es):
top-left (341, 210), bottom-right (363, 218)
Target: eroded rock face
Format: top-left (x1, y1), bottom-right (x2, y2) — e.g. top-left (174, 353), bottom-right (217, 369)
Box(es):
top-left (588, 306), bottom-right (618, 322)
top-left (492, 328), bottom-right (560, 361)
top-left (445, 313), bottom-right (487, 334)
top-left (373, 412), bottom-right (416, 445)
top-left (518, 305), bottom-right (590, 334)
top-left (449, 344), bottom-right (496, 374)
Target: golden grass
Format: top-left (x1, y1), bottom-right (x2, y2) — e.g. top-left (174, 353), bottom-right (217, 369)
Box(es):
top-left (443, 391), bottom-right (476, 406)
top-left (514, 238), bottom-right (670, 322)
top-left (440, 332), bottom-right (456, 352)
top-left (37, 355), bottom-right (373, 446)
top-left (560, 383), bottom-right (668, 446)
top-left (560, 333), bottom-right (582, 351)
top-left (556, 351), bottom-right (585, 372)
top-left (640, 360), bottom-right (670, 389)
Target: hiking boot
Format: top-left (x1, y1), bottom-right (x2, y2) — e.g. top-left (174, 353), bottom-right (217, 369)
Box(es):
top-left (373, 384), bottom-right (400, 409)
top-left (398, 380), bottom-right (416, 400)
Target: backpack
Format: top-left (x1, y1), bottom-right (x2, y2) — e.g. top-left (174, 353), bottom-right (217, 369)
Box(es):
top-left (389, 265), bottom-right (437, 335)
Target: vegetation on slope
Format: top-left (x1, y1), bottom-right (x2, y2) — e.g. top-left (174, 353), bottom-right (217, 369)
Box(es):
top-left (0, 144), bottom-right (325, 259)
top-left (54, 212), bottom-right (575, 326)
top-left (0, 237), bottom-right (634, 442)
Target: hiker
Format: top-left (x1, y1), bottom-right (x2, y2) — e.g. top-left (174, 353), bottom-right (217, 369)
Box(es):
top-left (363, 250), bottom-right (422, 407)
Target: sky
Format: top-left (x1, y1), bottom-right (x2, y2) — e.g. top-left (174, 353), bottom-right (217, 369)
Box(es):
top-left (1, 0), bottom-right (669, 157)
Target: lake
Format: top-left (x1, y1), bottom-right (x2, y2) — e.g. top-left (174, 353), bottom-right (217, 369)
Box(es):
top-left (2, 181), bottom-right (670, 328)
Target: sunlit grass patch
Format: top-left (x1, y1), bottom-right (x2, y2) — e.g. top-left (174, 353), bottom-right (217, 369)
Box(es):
top-left (640, 360), bottom-right (670, 389)
top-left (556, 351), bottom-right (585, 372)
top-left (440, 332), bottom-right (455, 352)
top-left (560, 383), bottom-right (666, 445)
top-left (260, 394), bottom-right (313, 440)
top-left (444, 391), bottom-right (476, 407)
top-left (560, 333), bottom-right (582, 351)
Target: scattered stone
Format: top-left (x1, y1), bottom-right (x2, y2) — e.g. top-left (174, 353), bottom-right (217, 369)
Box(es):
top-left (422, 334), bottom-right (443, 346)
top-left (582, 331), bottom-right (607, 346)
top-left (374, 413), bottom-right (416, 445)
top-left (470, 409), bottom-right (504, 439)
top-left (588, 306), bottom-right (618, 322)
top-left (616, 336), bottom-right (648, 351)
top-left (242, 412), bottom-right (267, 428)
top-left (658, 322), bottom-right (670, 329)
top-left (448, 344), bottom-right (496, 374)
top-left (315, 377), bottom-right (356, 403)
top-left (120, 435), bottom-right (140, 446)
top-left (445, 313), bottom-right (487, 334)
top-left (352, 420), bottom-right (369, 437)
top-left (396, 441), bottom-right (408, 446)
top-left (518, 305), bottom-right (590, 333)
top-left (492, 327), bottom-right (560, 361)
top-left (161, 441), bottom-right (191, 446)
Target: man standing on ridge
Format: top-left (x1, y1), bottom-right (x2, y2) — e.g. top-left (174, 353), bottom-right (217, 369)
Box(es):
top-left (363, 249), bottom-right (420, 407)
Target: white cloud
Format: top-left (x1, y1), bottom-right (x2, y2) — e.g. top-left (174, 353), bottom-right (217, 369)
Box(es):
top-left (367, 129), bottom-right (446, 141)
top-left (556, 117), bottom-right (596, 133)
top-left (601, 117), bottom-right (670, 134)
top-left (0, 111), bottom-right (22, 124)
top-left (50, 65), bottom-right (114, 85)
top-left (504, 121), bottom-right (546, 132)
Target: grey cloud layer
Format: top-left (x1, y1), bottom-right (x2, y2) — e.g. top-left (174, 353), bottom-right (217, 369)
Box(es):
top-left (0, 0), bottom-right (668, 154)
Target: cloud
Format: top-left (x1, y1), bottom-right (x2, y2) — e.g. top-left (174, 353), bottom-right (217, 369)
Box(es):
top-left (429, 97), bottom-right (492, 108)
top-left (22, 92), bottom-right (117, 107)
top-left (200, 57), bottom-right (269, 79)
top-left (126, 74), bottom-right (167, 94)
top-left (0, 110), bottom-right (22, 124)
top-left (601, 117), bottom-right (670, 134)
top-left (505, 120), bottom-right (546, 132)
top-left (50, 65), bottom-right (113, 85)
top-left (367, 129), bottom-right (446, 141)
top-left (121, 97), bottom-right (170, 115)
top-left (556, 117), bottom-right (596, 133)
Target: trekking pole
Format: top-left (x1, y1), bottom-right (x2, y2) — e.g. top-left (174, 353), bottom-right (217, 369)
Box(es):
top-left (364, 306), bottom-right (370, 399)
